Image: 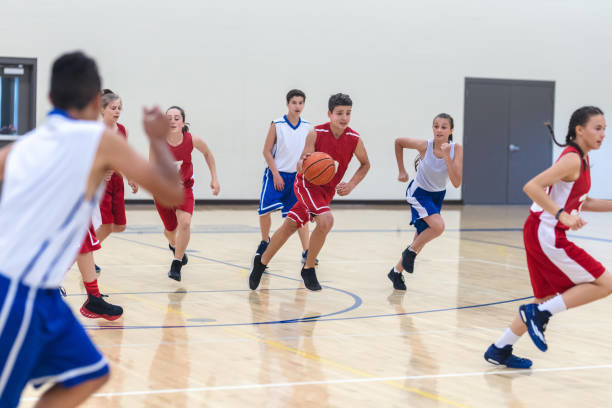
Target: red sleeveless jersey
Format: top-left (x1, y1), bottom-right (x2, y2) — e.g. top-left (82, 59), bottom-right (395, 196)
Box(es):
top-left (299, 122), bottom-right (360, 195)
top-left (116, 123), bottom-right (127, 139)
top-left (529, 146), bottom-right (590, 230)
top-left (168, 132), bottom-right (194, 189)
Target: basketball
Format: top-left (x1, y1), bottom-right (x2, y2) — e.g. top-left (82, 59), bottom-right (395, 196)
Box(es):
top-left (302, 152), bottom-right (336, 185)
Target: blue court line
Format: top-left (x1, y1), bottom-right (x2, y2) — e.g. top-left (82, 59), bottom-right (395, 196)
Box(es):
top-left (66, 288), bottom-right (307, 297)
top-left (86, 236), bottom-right (362, 330)
top-left (85, 295), bottom-right (533, 330)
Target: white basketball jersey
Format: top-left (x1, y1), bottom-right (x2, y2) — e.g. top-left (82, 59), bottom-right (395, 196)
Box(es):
top-left (0, 110), bottom-right (106, 288)
top-left (414, 139), bottom-right (455, 192)
top-left (271, 116), bottom-right (311, 173)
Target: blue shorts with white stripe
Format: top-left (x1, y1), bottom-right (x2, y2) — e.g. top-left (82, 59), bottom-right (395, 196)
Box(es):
top-left (0, 274), bottom-right (109, 407)
top-left (405, 180), bottom-right (446, 234)
top-left (258, 168), bottom-right (298, 217)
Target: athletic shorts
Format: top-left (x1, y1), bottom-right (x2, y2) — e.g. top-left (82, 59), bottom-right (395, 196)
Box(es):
top-left (155, 187), bottom-right (195, 231)
top-left (524, 213), bottom-right (606, 298)
top-left (0, 275), bottom-right (109, 407)
top-left (287, 175), bottom-right (333, 228)
top-left (79, 224), bottom-right (101, 254)
top-left (405, 180), bottom-right (446, 234)
top-left (100, 172), bottom-right (126, 225)
top-left (257, 169), bottom-right (298, 217)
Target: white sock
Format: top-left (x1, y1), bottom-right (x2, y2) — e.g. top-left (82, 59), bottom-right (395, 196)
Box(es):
top-left (173, 257), bottom-right (182, 262)
top-left (408, 245), bottom-right (417, 254)
top-left (538, 295), bottom-right (567, 315)
top-left (494, 327), bottom-right (520, 348)
top-left (393, 266), bottom-right (401, 274)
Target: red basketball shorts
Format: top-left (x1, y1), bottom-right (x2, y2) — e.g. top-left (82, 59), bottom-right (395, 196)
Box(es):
top-left (287, 176), bottom-right (333, 228)
top-left (155, 187), bottom-right (195, 231)
top-left (524, 214), bottom-right (605, 299)
top-left (79, 224), bottom-right (101, 254)
top-left (99, 173), bottom-right (126, 225)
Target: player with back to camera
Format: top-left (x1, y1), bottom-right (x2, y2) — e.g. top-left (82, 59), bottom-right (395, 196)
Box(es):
top-left (256, 89), bottom-right (316, 264)
top-left (484, 106), bottom-right (612, 369)
top-left (0, 51), bottom-right (182, 408)
top-left (152, 106), bottom-right (220, 282)
top-left (249, 93), bottom-right (370, 291)
top-left (387, 113), bottom-right (463, 290)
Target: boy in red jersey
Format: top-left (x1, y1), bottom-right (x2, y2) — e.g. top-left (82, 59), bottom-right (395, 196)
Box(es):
top-left (249, 93), bottom-right (370, 291)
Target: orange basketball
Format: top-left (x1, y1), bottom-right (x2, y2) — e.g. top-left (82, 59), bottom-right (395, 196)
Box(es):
top-left (303, 152), bottom-right (336, 185)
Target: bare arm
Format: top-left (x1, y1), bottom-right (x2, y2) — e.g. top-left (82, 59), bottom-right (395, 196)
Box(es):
top-left (262, 123), bottom-right (286, 191)
top-left (443, 143), bottom-right (463, 188)
top-left (581, 197), bottom-right (612, 212)
top-left (395, 138), bottom-right (427, 182)
top-left (337, 139), bottom-right (370, 196)
top-left (296, 128), bottom-right (317, 173)
top-left (0, 144), bottom-right (12, 181)
top-left (193, 135), bottom-right (220, 196)
top-left (523, 152), bottom-right (585, 230)
top-left (92, 107), bottom-right (182, 207)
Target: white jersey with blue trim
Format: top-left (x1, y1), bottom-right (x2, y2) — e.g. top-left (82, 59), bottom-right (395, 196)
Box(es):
top-left (0, 110), bottom-right (106, 288)
top-left (414, 139), bottom-right (455, 192)
top-left (271, 115), bottom-right (311, 173)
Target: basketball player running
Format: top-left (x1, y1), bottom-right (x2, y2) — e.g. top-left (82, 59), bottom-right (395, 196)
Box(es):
top-left (153, 106), bottom-right (220, 282)
top-left (249, 93), bottom-right (370, 291)
top-left (95, 89), bottom-right (138, 246)
top-left (387, 113), bottom-right (463, 290)
top-left (0, 51), bottom-right (182, 407)
top-left (484, 106), bottom-right (612, 369)
top-left (256, 89), bottom-right (315, 264)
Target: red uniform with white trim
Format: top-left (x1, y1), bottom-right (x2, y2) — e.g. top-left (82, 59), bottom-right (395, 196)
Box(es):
top-left (99, 123), bottom-right (127, 226)
top-left (524, 146), bottom-right (605, 298)
top-left (155, 132), bottom-right (195, 231)
top-left (288, 123), bottom-right (360, 227)
top-left (79, 223), bottom-right (101, 254)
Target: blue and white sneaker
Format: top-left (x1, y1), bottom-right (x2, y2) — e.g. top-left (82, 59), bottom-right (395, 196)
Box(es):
top-left (301, 250), bottom-right (319, 265)
top-left (484, 344), bottom-right (532, 369)
top-left (519, 303), bottom-right (551, 352)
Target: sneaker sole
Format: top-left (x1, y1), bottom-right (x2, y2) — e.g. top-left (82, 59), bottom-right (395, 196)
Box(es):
top-left (519, 306), bottom-right (548, 352)
top-left (80, 306), bottom-right (122, 321)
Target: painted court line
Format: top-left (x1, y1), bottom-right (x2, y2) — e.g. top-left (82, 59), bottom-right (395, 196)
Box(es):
top-left (21, 363), bottom-right (612, 401)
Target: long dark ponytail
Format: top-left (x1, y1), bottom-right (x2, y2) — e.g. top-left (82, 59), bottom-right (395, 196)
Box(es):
top-left (544, 106), bottom-right (603, 172)
top-left (166, 105), bottom-right (190, 133)
top-left (414, 113), bottom-right (455, 171)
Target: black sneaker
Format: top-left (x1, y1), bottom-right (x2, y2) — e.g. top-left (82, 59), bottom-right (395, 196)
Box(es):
top-left (249, 255), bottom-right (267, 290)
top-left (94, 264), bottom-right (101, 273)
top-left (168, 259), bottom-right (182, 282)
top-left (387, 269), bottom-right (406, 290)
top-left (255, 238), bottom-right (270, 256)
top-left (80, 294), bottom-right (123, 321)
top-left (169, 244), bottom-right (188, 265)
top-left (401, 247), bottom-right (417, 273)
top-left (301, 267), bottom-right (322, 291)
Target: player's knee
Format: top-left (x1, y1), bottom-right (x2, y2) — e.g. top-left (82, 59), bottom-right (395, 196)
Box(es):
top-left (430, 218), bottom-right (445, 236)
top-left (317, 213), bottom-right (334, 232)
top-left (284, 217), bottom-right (299, 233)
top-left (113, 224), bottom-right (126, 233)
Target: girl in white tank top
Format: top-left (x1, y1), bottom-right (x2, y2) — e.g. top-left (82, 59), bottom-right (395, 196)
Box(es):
top-left (386, 113), bottom-right (464, 289)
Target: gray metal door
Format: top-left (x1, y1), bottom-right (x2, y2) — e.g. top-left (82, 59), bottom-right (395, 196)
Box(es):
top-left (463, 78), bottom-right (554, 204)
top-left (0, 57), bottom-right (37, 137)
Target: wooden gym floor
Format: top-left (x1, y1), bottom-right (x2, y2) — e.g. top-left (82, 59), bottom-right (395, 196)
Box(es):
top-left (20, 205), bottom-right (612, 407)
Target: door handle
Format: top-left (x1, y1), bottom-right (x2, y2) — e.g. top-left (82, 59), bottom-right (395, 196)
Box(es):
top-left (509, 144), bottom-right (520, 152)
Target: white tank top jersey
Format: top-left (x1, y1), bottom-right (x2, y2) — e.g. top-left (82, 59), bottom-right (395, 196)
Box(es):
top-left (271, 115), bottom-right (311, 173)
top-left (0, 110), bottom-right (106, 288)
top-left (414, 139), bottom-right (455, 192)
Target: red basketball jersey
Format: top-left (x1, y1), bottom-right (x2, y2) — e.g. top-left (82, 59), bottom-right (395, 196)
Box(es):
top-left (116, 123), bottom-right (127, 139)
top-left (530, 146), bottom-right (590, 230)
top-left (168, 132), bottom-right (194, 189)
top-left (299, 122), bottom-right (360, 195)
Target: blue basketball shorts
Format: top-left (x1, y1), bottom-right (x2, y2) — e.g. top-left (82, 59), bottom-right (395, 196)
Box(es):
top-left (405, 180), bottom-right (446, 234)
top-left (258, 169), bottom-right (298, 217)
top-left (0, 275), bottom-right (109, 407)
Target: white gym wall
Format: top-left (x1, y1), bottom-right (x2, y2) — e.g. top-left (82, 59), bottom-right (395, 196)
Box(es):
top-left (2, 0), bottom-right (611, 200)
